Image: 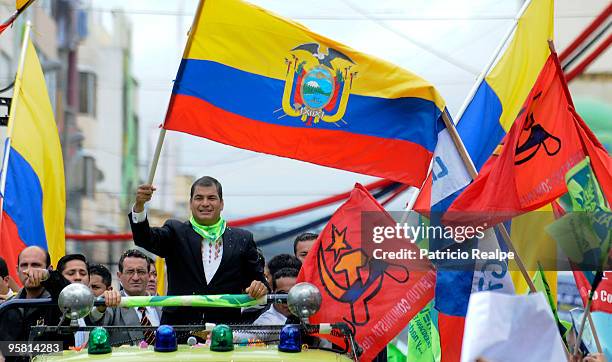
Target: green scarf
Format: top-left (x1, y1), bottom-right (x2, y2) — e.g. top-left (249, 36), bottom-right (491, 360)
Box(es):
top-left (190, 216), bottom-right (226, 244)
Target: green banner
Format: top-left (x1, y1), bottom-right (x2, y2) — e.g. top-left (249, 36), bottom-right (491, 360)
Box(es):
top-left (118, 294), bottom-right (265, 308)
top-left (407, 301), bottom-right (440, 362)
top-left (547, 157), bottom-right (612, 270)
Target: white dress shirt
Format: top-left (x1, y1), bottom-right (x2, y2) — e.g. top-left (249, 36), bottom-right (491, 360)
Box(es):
top-left (134, 306), bottom-right (160, 326)
top-left (202, 238), bottom-right (223, 284)
top-left (253, 306), bottom-right (287, 325)
top-left (118, 289), bottom-right (160, 326)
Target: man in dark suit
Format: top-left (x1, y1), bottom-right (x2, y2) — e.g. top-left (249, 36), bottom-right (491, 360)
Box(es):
top-left (129, 176), bottom-right (268, 326)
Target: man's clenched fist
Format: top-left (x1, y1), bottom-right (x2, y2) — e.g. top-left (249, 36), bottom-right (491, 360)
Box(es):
top-left (134, 184), bottom-right (156, 212)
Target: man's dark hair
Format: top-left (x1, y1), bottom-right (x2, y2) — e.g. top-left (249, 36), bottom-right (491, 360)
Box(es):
top-left (190, 176), bottom-right (223, 200)
top-left (145, 256), bottom-right (155, 269)
top-left (118, 249), bottom-right (151, 272)
top-left (272, 267), bottom-right (299, 290)
top-left (88, 264), bottom-right (112, 287)
top-left (293, 232), bottom-right (318, 255)
top-left (17, 246), bottom-right (51, 268)
top-left (0, 257), bottom-right (8, 278)
top-left (147, 257), bottom-right (156, 272)
top-left (267, 254), bottom-right (302, 277)
top-left (57, 254), bottom-right (89, 274)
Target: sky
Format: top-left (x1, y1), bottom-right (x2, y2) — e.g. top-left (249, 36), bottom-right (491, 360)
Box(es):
top-left (87, 0), bottom-right (607, 224)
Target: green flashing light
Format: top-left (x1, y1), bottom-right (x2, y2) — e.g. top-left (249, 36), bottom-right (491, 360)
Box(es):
top-left (88, 327), bottom-right (112, 354)
top-left (210, 324), bottom-right (234, 352)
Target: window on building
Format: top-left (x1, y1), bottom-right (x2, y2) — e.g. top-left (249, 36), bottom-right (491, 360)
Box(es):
top-left (83, 155), bottom-right (96, 198)
top-left (79, 71), bottom-right (96, 116)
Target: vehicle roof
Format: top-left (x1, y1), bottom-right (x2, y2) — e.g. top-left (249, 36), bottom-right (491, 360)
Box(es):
top-left (33, 345), bottom-right (353, 361)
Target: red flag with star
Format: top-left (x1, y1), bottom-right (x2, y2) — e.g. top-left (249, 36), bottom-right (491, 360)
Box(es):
top-left (297, 183), bottom-right (436, 361)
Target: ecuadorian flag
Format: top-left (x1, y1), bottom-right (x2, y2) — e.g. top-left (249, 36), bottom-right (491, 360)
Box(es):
top-left (164, 0), bottom-right (447, 186)
top-left (1, 36), bottom-right (65, 281)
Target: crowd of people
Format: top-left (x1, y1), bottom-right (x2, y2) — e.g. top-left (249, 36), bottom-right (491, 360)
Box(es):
top-left (0, 233), bottom-right (316, 356)
top-left (1, 175), bottom-right (605, 362)
top-left (0, 176), bottom-right (319, 358)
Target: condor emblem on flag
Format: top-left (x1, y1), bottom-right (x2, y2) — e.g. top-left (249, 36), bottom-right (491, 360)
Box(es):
top-left (279, 43), bottom-right (355, 127)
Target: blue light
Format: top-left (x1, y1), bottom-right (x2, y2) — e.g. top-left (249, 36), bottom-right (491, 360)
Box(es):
top-left (278, 324), bottom-right (301, 353)
top-left (154, 325), bottom-right (177, 352)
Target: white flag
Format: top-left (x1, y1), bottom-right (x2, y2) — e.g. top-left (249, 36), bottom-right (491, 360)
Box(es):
top-left (461, 292), bottom-right (566, 362)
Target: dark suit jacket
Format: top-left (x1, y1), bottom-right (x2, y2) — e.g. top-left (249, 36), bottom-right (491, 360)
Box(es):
top-left (129, 214), bottom-right (268, 326)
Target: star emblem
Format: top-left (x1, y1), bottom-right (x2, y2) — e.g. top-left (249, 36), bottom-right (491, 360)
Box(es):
top-left (326, 225), bottom-right (351, 260)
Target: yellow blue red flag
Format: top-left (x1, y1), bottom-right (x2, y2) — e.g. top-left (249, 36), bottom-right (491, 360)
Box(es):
top-left (1, 36), bottom-right (66, 281)
top-left (164, 0), bottom-right (447, 186)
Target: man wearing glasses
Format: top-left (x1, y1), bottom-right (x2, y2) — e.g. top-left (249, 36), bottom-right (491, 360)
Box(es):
top-left (89, 249), bottom-right (160, 346)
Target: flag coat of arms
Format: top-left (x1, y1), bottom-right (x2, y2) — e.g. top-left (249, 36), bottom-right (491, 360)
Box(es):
top-left (297, 184), bottom-right (436, 361)
top-left (164, 0), bottom-right (447, 186)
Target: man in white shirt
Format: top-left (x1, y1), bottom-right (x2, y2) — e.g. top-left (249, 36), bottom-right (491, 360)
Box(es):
top-left (90, 249), bottom-right (161, 346)
top-left (254, 268), bottom-right (298, 325)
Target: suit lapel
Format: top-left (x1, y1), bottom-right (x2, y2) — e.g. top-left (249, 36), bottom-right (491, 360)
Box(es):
top-left (119, 307), bottom-right (143, 341)
top-left (210, 228), bottom-right (235, 285)
top-left (183, 221), bottom-right (206, 284)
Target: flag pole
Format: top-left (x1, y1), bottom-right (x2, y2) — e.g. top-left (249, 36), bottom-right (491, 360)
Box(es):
top-left (146, 128), bottom-right (166, 184)
top-left (440, 112), bottom-right (537, 292)
top-left (425, 0), bottom-right (539, 292)
top-left (574, 272), bottom-right (604, 356)
top-left (548, 38), bottom-right (604, 355)
top-left (145, 0), bottom-right (207, 298)
top-left (145, 0), bottom-right (206, 184)
top-left (0, 21), bottom-right (32, 225)
top-left (587, 311), bottom-right (603, 353)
